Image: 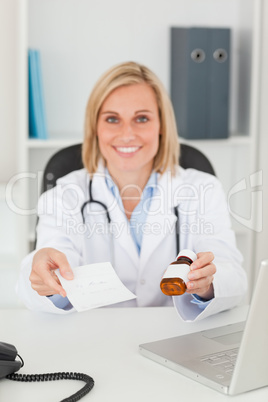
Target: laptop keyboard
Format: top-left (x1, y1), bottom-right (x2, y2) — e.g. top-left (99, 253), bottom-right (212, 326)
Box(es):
top-left (200, 348), bottom-right (239, 375)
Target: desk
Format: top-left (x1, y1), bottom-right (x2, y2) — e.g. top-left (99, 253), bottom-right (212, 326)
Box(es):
top-left (0, 306), bottom-right (267, 402)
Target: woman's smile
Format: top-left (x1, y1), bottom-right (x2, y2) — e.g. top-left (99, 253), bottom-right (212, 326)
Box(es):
top-left (112, 145), bottom-right (142, 156)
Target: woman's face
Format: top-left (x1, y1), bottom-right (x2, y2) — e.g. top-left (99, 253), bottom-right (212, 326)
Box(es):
top-left (97, 83), bottom-right (160, 178)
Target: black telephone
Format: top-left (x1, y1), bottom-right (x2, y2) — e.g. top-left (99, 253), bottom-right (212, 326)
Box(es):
top-left (0, 341), bottom-right (94, 401)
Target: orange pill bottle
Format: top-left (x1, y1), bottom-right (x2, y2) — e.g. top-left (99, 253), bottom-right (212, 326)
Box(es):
top-left (160, 249), bottom-right (197, 296)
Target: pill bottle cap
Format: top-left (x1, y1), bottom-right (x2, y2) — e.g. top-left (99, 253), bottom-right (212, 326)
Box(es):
top-left (176, 249), bottom-right (197, 263)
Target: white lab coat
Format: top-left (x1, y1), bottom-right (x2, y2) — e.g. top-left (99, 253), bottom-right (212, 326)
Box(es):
top-left (17, 163), bottom-right (247, 321)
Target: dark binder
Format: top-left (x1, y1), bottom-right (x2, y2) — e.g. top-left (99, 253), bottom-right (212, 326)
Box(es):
top-left (171, 27), bottom-right (230, 139)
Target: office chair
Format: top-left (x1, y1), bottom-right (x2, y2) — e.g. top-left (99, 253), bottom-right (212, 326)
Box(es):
top-left (41, 143), bottom-right (215, 193)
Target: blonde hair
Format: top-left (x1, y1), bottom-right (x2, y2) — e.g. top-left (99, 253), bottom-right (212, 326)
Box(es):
top-left (82, 61), bottom-right (179, 175)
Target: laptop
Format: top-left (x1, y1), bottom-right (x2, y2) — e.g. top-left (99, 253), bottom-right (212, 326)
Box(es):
top-left (139, 259), bottom-right (268, 395)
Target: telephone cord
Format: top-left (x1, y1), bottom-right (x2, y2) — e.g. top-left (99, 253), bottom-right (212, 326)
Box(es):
top-left (6, 370), bottom-right (94, 402)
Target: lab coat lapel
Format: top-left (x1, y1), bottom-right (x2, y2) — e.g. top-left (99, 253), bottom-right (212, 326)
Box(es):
top-left (92, 170), bottom-right (139, 268)
top-left (139, 171), bottom-right (178, 270)
top-left (140, 203), bottom-right (177, 270)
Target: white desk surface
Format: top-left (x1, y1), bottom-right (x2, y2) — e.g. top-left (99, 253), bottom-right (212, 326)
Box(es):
top-left (1, 306), bottom-right (267, 402)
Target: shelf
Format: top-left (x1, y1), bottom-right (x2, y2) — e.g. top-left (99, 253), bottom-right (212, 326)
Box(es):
top-left (27, 137), bottom-right (83, 149)
top-left (26, 134), bottom-right (252, 150)
top-left (180, 135), bottom-right (252, 146)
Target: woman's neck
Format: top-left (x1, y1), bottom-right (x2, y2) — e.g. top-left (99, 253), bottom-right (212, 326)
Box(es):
top-left (107, 165), bottom-right (153, 219)
top-left (107, 165), bottom-right (153, 194)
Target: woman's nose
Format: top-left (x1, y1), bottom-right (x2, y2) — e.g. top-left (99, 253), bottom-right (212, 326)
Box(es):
top-left (120, 123), bottom-right (135, 142)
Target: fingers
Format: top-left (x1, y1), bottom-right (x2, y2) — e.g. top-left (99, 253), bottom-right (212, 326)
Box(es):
top-left (30, 248), bottom-right (73, 297)
top-left (30, 259), bottom-right (66, 297)
top-left (186, 272), bottom-right (214, 293)
top-left (186, 251), bottom-right (216, 300)
top-left (190, 251), bottom-right (214, 270)
top-left (53, 251), bottom-right (74, 280)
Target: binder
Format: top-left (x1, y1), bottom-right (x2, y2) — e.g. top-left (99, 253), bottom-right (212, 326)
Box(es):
top-left (208, 28), bottom-right (230, 139)
top-left (28, 49), bottom-right (48, 139)
top-left (171, 27), bottom-right (230, 139)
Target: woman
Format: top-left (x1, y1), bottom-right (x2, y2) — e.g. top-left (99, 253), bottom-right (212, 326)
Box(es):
top-left (17, 61), bottom-right (247, 319)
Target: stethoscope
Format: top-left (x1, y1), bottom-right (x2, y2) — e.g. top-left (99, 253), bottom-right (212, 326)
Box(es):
top-left (81, 179), bottom-right (111, 225)
top-left (80, 178), bottom-right (180, 257)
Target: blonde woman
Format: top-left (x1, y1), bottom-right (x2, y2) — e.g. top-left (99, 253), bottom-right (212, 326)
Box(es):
top-left (17, 62), bottom-right (247, 318)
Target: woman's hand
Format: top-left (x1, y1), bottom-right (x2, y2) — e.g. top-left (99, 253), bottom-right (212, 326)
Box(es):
top-left (186, 251), bottom-right (216, 300)
top-left (30, 248), bottom-right (74, 297)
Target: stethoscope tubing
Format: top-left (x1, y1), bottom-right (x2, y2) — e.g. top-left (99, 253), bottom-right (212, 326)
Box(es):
top-left (81, 179), bottom-right (111, 224)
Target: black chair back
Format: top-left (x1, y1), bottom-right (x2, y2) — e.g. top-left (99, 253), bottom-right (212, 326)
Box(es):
top-left (41, 143), bottom-right (215, 193)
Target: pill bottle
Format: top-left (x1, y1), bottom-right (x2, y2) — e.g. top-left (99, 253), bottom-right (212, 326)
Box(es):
top-left (160, 249), bottom-right (197, 296)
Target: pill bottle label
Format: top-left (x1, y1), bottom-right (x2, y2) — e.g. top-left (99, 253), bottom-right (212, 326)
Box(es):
top-left (162, 263), bottom-right (190, 284)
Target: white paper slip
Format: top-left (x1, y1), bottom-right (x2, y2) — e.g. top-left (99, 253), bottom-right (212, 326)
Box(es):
top-left (56, 262), bottom-right (137, 312)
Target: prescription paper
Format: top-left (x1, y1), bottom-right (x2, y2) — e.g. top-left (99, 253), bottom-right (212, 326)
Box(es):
top-left (56, 262), bottom-right (137, 312)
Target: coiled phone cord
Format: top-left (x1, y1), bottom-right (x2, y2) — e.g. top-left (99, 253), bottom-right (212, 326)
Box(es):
top-left (6, 354), bottom-right (94, 402)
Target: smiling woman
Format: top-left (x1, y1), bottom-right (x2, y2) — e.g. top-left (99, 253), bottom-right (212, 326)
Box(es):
top-left (82, 61), bottom-right (179, 177)
top-left (97, 83), bottom-right (160, 194)
top-left (17, 61), bottom-right (247, 319)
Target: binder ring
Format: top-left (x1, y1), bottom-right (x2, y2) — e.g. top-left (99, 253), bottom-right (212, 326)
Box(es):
top-left (191, 49), bottom-right (206, 63)
top-left (213, 48), bottom-right (228, 63)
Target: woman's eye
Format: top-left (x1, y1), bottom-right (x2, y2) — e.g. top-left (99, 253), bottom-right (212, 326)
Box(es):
top-left (136, 115), bottom-right (149, 123)
top-left (106, 116), bottom-right (119, 123)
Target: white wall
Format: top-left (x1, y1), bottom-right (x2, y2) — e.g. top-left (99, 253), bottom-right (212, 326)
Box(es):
top-left (0, 0), bottom-right (20, 182)
top-left (28, 0), bottom-right (243, 139)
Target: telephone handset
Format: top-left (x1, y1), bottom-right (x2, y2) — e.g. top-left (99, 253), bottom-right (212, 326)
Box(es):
top-left (0, 341), bottom-right (22, 378)
top-left (0, 341), bottom-right (94, 401)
